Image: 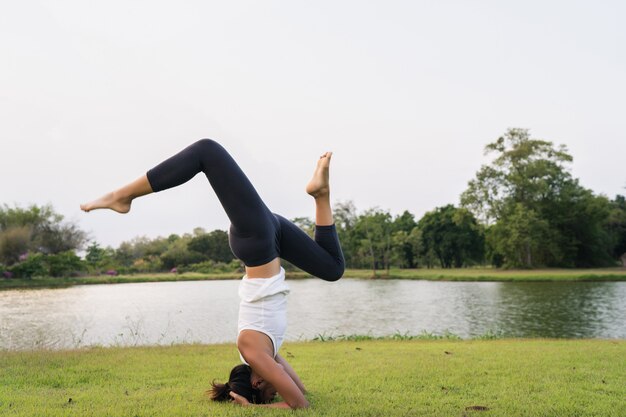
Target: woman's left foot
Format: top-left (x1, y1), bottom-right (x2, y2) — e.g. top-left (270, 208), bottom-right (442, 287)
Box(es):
top-left (80, 191), bottom-right (132, 213)
top-left (306, 152), bottom-right (331, 198)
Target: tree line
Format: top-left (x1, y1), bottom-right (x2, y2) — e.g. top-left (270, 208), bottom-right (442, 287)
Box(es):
top-left (2, 128), bottom-right (625, 278)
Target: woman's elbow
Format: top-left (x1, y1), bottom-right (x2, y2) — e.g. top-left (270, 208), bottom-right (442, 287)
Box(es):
top-left (289, 399), bottom-right (310, 409)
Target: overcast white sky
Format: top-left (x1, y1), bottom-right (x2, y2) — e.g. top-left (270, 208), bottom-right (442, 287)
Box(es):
top-left (1, 0), bottom-right (625, 248)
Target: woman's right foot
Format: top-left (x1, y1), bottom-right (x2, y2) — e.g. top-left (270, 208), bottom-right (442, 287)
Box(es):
top-left (306, 152), bottom-right (332, 198)
top-left (80, 191), bottom-right (132, 213)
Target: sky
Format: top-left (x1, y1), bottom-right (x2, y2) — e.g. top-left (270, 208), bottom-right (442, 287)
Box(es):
top-left (1, 0), bottom-right (625, 248)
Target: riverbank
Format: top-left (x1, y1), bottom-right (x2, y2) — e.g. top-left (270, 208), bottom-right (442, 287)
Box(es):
top-left (2, 267), bottom-right (626, 290)
top-left (0, 339), bottom-right (623, 416)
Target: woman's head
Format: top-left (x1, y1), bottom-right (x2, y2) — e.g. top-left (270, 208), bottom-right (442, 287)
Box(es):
top-left (209, 364), bottom-right (277, 404)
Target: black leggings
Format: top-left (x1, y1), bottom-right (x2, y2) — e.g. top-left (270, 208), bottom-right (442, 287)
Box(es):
top-left (146, 139), bottom-right (345, 281)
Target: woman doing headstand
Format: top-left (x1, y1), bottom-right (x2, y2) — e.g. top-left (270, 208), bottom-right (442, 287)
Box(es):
top-left (80, 139), bottom-right (345, 409)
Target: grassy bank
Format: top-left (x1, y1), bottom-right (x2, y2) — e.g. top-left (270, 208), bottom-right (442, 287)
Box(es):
top-left (359, 267), bottom-right (626, 282)
top-left (0, 339), bottom-right (624, 416)
top-left (2, 267), bottom-right (626, 291)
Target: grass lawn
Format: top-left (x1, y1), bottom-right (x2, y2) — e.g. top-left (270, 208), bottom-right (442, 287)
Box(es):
top-left (361, 267), bottom-right (626, 282)
top-left (0, 339), bottom-right (624, 416)
top-left (2, 267), bottom-right (626, 291)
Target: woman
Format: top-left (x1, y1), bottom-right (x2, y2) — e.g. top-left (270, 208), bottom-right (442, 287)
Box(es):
top-left (80, 139), bottom-right (345, 409)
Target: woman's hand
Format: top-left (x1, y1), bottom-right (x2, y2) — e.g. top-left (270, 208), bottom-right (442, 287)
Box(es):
top-left (229, 391), bottom-right (250, 406)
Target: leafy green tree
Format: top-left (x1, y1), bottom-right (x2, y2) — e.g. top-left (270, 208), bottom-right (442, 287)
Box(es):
top-left (114, 242), bottom-right (135, 268)
top-left (333, 200), bottom-right (359, 268)
top-left (8, 253), bottom-right (47, 278)
top-left (540, 184), bottom-right (615, 267)
top-left (0, 226), bottom-right (32, 265)
top-left (391, 211), bottom-right (418, 268)
top-left (187, 230), bottom-right (234, 263)
top-left (608, 195), bottom-right (626, 260)
top-left (291, 217), bottom-right (315, 237)
top-left (461, 128), bottom-right (573, 224)
top-left (160, 238), bottom-right (205, 269)
top-left (85, 242), bottom-right (119, 273)
top-left (0, 204), bottom-right (86, 256)
top-left (47, 251), bottom-right (85, 277)
top-left (85, 242), bottom-right (106, 265)
top-left (461, 128), bottom-right (615, 267)
top-left (390, 228), bottom-right (422, 268)
top-left (353, 208), bottom-right (394, 274)
top-left (393, 211), bottom-right (417, 233)
top-left (417, 205), bottom-right (484, 268)
top-left (487, 204), bottom-right (554, 268)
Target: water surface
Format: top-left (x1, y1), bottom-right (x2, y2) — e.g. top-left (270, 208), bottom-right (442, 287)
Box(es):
top-left (1, 279), bottom-right (624, 350)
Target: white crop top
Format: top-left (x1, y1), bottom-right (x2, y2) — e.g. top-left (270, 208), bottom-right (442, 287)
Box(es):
top-left (237, 266), bottom-right (290, 364)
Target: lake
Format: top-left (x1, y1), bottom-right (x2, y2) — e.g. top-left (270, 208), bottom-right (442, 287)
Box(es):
top-left (1, 279), bottom-right (625, 350)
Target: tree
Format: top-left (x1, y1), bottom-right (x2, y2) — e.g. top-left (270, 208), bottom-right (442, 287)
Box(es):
top-left (461, 128), bottom-right (573, 224)
top-left (85, 242), bottom-right (118, 273)
top-left (187, 230), bottom-right (234, 263)
top-left (47, 251), bottom-right (85, 277)
top-left (608, 195), bottom-right (626, 260)
top-left (0, 204), bottom-right (86, 260)
top-left (0, 226), bottom-right (32, 265)
top-left (333, 200), bottom-right (359, 268)
top-left (353, 208), bottom-right (394, 275)
top-left (540, 183), bottom-right (615, 267)
top-left (291, 217), bottom-right (315, 237)
top-left (461, 128), bottom-right (614, 267)
top-left (390, 228), bottom-right (423, 268)
top-left (160, 238), bottom-right (205, 269)
top-left (391, 211), bottom-right (418, 268)
top-left (417, 205), bottom-right (484, 268)
top-left (486, 204), bottom-right (554, 268)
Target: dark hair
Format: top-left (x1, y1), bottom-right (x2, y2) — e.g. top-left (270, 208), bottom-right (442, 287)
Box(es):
top-left (209, 364), bottom-right (264, 404)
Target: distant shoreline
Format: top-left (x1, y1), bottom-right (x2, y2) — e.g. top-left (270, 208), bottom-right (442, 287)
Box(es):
top-left (2, 267), bottom-right (626, 291)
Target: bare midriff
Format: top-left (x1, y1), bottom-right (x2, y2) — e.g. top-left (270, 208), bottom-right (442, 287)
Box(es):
top-left (245, 257), bottom-right (281, 278)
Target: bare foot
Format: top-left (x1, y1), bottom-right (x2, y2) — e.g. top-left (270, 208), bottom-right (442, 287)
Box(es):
top-left (80, 191), bottom-right (132, 213)
top-left (306, 152), bottom-right (332, 198)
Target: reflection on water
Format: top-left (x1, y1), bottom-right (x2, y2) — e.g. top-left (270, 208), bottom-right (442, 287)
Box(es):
top-left (0, 279), bottom-right (624, 350)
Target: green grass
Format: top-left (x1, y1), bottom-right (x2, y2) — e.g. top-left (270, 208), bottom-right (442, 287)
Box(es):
top-left (344, 267), bottom-right (626, 282)
top-left (2, 267), bottom-right (626, 291)
top-left (0, 272), bottom-right (245, 290)
top-left (0, 339), bottom-right (623, 416)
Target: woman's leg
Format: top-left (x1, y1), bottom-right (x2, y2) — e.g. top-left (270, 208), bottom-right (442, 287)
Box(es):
top-left (81, 139), bottom-right (281, 272)
top-left (276, 152), bottom-right (345, 281)
top-left (81, 140), bottom-right (345, 279)
top-left (276, 215), bottom-right (345, 281)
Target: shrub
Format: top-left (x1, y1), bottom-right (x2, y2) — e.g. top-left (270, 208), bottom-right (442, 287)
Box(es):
top-left (1, 263), bottom-right (12, 279)
top-left (47, 251), bottom-right (86, 277)
top-left (9, 253), bottom-right (48, 278)
top-left (0, 226), bottom-right (32, 265)
top-left (180, 259), bottom-right (242, 274)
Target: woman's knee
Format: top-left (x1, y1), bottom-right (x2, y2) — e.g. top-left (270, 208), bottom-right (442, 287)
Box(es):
top-left (194, 138), bottom-right (221, 151)
top-left (320, 262), bottom-right (344, 282)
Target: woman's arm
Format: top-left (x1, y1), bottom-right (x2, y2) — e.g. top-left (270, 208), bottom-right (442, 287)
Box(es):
top-left (275, 353), bottom-right (307, 394)
top-left (237, 334), bottom-right (309, 409)
top-left (229, 391), bottom-right (293, 408)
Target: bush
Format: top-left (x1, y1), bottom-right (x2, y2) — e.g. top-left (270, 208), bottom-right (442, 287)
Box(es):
top-left (1, 263), bottom-right (11, 279)
top-left (9, 253), bottom-right (48, 278)
top-left (0, 226), bottom-right (32, 265)
top-left (47, 251), bottom-right (86, 277)
top-left (130, 256), bottom-right (163, 273)
top-left (180, 259), bottom-right (242, 274)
